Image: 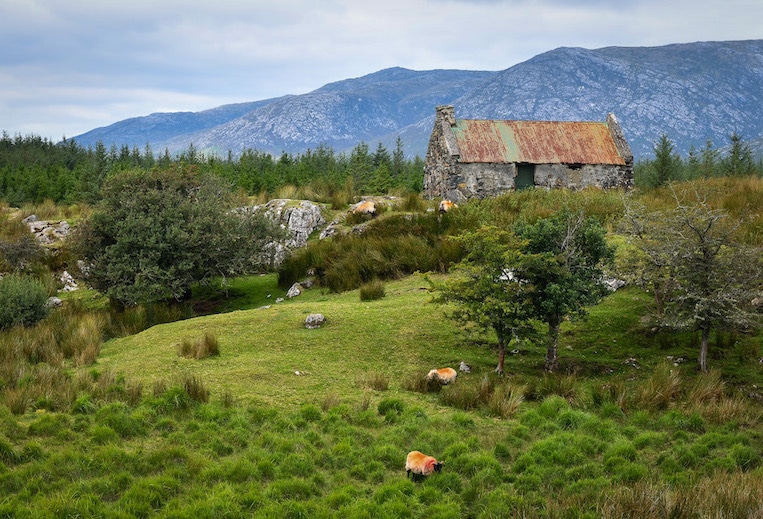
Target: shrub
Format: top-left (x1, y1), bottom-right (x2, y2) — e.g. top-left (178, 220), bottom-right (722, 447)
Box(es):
top-left (0, 234), bottom-right (43, 273)
top-left (0, 274), bottom-right (49, 329)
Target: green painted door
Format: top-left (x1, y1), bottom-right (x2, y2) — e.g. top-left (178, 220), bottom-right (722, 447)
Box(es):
top-left (516, 164), bottom-right (535, 189)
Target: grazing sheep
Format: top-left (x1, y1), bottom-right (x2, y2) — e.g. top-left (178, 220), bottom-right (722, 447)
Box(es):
top-left (352, 200), bottom-right (377, 217)
top-left (438, 200), bottom-right (458, 213)
top-left (427, 367), bottom-right (458, 385)
top-left (405, 450), bottom-right (443, 480)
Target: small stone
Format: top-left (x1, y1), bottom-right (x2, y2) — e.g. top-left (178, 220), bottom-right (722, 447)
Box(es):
top-left (305, 313), bottom-right (326, 329)
top-left (286, 282), bottom-right (303, 298)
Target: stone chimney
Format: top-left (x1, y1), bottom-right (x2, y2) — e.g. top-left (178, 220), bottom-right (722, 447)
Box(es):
top-left (436, 105), bottom-right (456, 126)
top-left (606, 113), bottom-right (633, 166)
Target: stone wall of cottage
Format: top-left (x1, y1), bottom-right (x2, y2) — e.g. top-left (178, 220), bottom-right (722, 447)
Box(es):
top-left (534, 163), bottom-right (632, 190)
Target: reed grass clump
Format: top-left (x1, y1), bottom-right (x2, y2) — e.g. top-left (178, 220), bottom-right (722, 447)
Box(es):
top-left (526, 373), bottom-right (580, 405)
top-left (182, 374), bottom-right (210, 403)
top-left (177, 331), bottom-right (220, 360)
top-left (278, 212), bottom-right (469, 292)
top-left (359, 280), bottom-right (385, 301)
top-left (355, 371), bottom-right (389, 391)
top-left (396, 192), bottom-right (426, 212)
top-left (401, 370), bottom-right (442, 393)
top-left (488, 384), bottom-right (526, 419)
top-left (638, 362), bottom-right (682, 411)
top-left (321, 392), bottom-right (342, 411)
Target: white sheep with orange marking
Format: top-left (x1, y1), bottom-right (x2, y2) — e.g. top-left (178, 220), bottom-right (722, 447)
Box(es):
top-left (405, 450), bottom-right (443, 480)
top-left (427, 367), bottom-right (458, 385)
top-left (351, 200), bottom-right (377, 218)
top-left (438, 200), bottom-right (458, 213)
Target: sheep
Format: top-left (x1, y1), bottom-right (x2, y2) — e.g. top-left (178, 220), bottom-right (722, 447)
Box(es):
top-left (426, 367), bottom-right (458, 385)
top-left (352, 200), bottom-right (376, 217)
top-left (405, 450), bottom-right (443, 481)
top-left (438, 200), bottom-right (458, 213)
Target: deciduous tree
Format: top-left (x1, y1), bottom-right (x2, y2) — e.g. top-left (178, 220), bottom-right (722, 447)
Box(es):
top-left (433, 211), bottom-right (614, 373)
top-left (514, 211), bottom-right (614, 372)
top-left (431, 227), bottom-right (536, 374)
top-left (620, 185), bottom-right (762, 372)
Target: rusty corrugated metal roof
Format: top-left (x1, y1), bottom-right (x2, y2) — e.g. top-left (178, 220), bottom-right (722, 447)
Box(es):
top-left (451, 119), bottom-right (626, 165)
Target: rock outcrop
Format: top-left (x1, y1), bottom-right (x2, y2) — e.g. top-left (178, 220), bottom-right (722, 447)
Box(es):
top-left (23, 215), bottom-right (71, 245)
top-left (251, 199), bottom-right (326, 267)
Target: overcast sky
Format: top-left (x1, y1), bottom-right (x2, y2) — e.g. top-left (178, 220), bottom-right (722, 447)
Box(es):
top-left (1, 0), bottom-right (760, 141)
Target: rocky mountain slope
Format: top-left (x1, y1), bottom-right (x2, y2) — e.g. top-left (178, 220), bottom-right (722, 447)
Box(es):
top-left (73, 40), bottom-right (763, 161)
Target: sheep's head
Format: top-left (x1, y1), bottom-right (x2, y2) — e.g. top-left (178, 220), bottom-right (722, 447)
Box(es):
top-left (433, 461), bottom-right (443, 473)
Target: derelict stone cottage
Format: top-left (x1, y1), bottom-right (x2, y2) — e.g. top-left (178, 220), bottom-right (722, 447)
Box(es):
top-left (423, 105), bottom-right (633, 201)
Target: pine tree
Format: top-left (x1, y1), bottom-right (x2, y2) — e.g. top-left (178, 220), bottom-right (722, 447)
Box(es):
top-left (651, 134), bottom-right (681, 187)
top-left (721, 132), bottom-right (756, 177)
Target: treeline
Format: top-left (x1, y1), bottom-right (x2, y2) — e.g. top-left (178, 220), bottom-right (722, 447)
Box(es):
top-left (0, 132), bottom-right (424, 206)
top-left (3, 130), bottom-right (762, 207)
top-left (634, 132), bottom-right (763, 188)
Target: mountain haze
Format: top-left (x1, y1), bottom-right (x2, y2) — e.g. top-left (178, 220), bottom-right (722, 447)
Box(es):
top-left (72, 40), bottom-right (763, 161)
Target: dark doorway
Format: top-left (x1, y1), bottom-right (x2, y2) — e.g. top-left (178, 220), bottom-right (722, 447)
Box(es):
top-left (516, 164), bottom-right (535, 190)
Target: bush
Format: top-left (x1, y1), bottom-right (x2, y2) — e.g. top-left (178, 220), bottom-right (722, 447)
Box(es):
top-left (0, 274), bottom-right (49, 329)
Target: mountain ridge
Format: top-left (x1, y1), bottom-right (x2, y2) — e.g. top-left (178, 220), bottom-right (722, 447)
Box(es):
top-left (71, 40), bottom-right (763, 161)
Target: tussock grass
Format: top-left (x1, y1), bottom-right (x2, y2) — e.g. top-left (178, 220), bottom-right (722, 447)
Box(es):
top-left (355, 371), bottom-right (390, 391)
top-left (637, 362), bottom-right (683, 411)
top-left (359, 279), bottom-right (385, 301)
top-left (488, 384), bottom-right (526, 419)
top-left (394, 192), bottom-right (427, 212)
top-left (634, 177), bottom-right (763, 245)
top-left (177, 331), bottom-right (220, 359)
top-left (401, 369), bottom-right (444, 393)
top-left (600, 472), bottom-right (763, 518)
top-left (278, 213), bottom-right (470, 292)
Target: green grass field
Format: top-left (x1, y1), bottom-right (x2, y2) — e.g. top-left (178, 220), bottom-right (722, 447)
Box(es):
top-left (2, 272), bottom-right (761, 518)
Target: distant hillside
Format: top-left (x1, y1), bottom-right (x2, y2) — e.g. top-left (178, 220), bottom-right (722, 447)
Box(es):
top-left (72, 40), bottom-right (763, 161)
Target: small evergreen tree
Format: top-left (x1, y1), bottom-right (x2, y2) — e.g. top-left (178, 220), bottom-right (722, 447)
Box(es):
top-left (699, 139), bottom-right (719, 178)
top-left (650, 134), bottom-right (682, 188)
top-left (721, 132), bottom-right (757, 177)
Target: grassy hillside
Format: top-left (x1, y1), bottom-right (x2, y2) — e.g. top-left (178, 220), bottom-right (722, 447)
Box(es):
top-left (1, 178), bottom-right (762, 517)
top-left (94, 273), bottom-right (490, 410)
top-left (2, 272), bottom-right (762, 518)
top-left (93, 271), bottom-right (762, 409)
